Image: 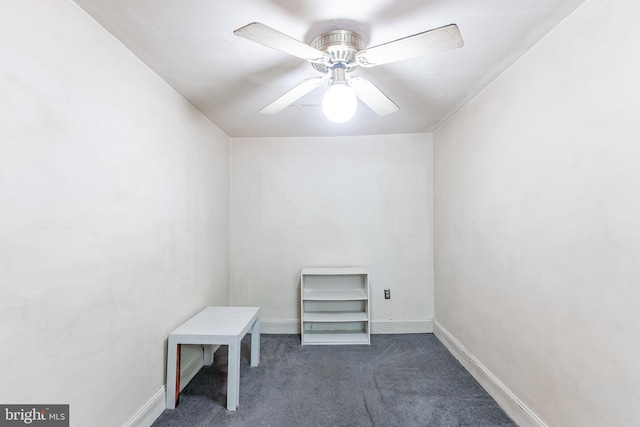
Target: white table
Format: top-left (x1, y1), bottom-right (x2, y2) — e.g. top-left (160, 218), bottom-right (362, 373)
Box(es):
top-left (165, 306), bottom-right (260, 411)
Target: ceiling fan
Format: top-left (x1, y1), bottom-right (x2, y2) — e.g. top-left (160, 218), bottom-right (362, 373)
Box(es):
top-left (234, 21), bottom-right (463, 123)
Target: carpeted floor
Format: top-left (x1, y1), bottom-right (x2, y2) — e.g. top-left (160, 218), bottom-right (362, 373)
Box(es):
top-left (152, 334), bottom-right (516, 427)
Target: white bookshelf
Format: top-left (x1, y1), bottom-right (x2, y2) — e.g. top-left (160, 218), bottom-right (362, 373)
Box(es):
top-left (300, 267), bottom-right (370, 345)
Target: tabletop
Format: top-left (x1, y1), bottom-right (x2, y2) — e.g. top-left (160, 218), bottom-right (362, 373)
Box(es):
top-left (169, 306), bottom-right (260, 337)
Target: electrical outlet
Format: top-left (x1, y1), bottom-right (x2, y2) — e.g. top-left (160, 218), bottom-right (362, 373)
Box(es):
top-left (384, 289), bottom-right (391, 299)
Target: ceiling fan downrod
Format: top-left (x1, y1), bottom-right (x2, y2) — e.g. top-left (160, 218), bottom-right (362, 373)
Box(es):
top-left (328, 63), bottom-right (349, 85)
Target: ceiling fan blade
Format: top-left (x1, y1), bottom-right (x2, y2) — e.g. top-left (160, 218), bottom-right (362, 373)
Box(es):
top-left (349, 75), bottom-right (399, 116)
top-left (260, 76), bottom-right (327, 115)
top-left (355, 24), bottom-right (463, 68)
top-left (234, 22), bottom-right (329, 64)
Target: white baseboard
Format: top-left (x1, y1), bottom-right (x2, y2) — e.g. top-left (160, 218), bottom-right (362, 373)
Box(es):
top-left (433, 321), bottom-right (547, 427)
top-left (260, 319), bottom-right (433, 334)
top-left (179, 346), bottom-right (205, 391)
top-left (260, 320), bottom-right (300, 334)
top-left (371, 320), bottom-right (433, 334)
top-left (123, 345), bottom-right (213, 427)
top-left (121, 386), bottom-right (165, 427)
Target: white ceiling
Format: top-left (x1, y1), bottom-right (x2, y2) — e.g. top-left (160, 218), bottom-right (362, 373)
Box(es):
top-left (72, 0), bottom-right (585, 138)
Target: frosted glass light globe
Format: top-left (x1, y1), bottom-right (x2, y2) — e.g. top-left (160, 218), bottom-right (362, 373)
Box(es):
top-left (322, 83), bottom-right (357, 123)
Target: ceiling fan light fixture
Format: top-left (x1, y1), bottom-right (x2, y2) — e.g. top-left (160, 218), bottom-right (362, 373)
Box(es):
top-left (322, 65), bottom-right (357, 123)
top-left (322, 82), bottom-right (357, 123)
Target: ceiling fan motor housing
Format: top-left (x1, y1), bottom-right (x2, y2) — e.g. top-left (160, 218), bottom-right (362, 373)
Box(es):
top-left (311, 30), bottom-right (365, 73)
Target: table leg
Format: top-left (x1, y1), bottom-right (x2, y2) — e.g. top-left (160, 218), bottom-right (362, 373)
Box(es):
top-left (203, 345), bottom-right (214, 366)
top-left (165, 340), bottom-right (180, 409)
top-left (227, 339), bottom-right (241, 411)
top-left (175, 344), bottom-right (181, 407)
top-left (250, 318), bottom-right (260, 367)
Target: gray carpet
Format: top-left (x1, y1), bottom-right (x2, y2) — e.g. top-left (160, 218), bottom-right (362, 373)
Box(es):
top-left (152, 334), bottom-right (516, 427)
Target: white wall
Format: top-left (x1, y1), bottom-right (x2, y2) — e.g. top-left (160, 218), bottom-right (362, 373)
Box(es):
top-left (230, 134), bottom-right (433, 333)
top-left (0, 1), bottom-right (230, 426)
top-left (433, 0), bottom-right (640, 425)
